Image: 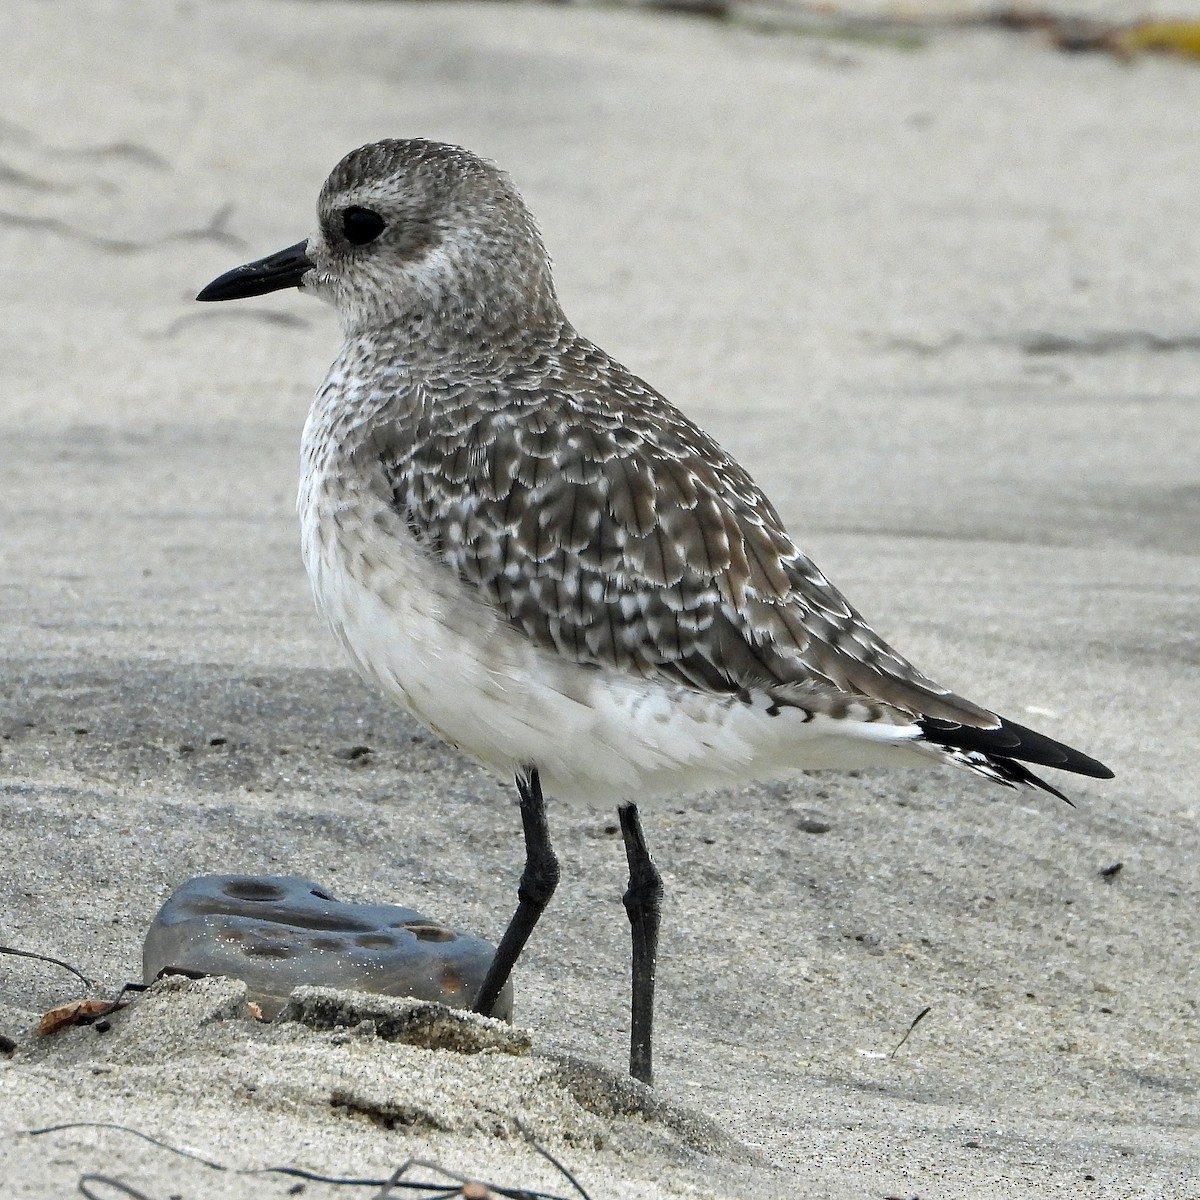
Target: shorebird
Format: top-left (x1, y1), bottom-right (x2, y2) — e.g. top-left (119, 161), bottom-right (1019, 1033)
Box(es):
top-left (197, 138), bottom-right (1113, 1086)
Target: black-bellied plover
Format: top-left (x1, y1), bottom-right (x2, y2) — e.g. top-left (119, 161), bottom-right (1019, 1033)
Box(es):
top-left (198, 138), bottom-right (1113, 1086)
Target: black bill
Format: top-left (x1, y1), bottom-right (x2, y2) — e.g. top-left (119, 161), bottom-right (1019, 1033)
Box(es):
top-left (196, 240), bottom-right (313, 302)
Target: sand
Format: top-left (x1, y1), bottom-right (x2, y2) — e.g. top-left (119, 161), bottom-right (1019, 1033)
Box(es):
top-left (0, 2), bottom-right (1197, 1197)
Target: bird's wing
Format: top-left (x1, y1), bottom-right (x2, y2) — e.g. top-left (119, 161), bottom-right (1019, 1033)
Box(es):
top-left (375, 333), bottom-right (996, 731)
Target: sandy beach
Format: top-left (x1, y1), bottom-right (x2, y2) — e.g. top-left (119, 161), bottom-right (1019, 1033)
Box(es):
top-left (1, 2), bottom-right (1197, 1196)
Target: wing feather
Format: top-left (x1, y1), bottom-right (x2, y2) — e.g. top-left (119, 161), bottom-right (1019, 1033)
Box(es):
top-left (381, 331), bottom-right (997, 729)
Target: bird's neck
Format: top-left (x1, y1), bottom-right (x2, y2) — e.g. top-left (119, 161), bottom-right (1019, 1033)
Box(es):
top-left (344, 306), bottom-right (574, 377)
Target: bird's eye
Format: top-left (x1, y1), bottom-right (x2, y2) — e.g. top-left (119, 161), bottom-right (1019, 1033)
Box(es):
top-left (341, 207), bottom-right (386, 246)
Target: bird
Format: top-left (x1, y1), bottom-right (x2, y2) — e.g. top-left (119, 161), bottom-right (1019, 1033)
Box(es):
top-left (197, 138), bottom-right (1113, 1087)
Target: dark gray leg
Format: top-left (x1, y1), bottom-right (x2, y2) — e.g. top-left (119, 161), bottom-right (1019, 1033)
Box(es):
top-left (619, 802), bottom-right (662, 1086)
top-left (473, 767), bottom-right (560, 1018)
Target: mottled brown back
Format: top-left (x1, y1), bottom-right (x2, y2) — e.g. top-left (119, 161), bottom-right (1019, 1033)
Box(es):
top-left (361, 324), bottom-right (996, 729)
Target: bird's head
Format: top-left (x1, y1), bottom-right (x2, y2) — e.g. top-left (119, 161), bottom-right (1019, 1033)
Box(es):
top-left (198, 138), bottom-right (559, 337)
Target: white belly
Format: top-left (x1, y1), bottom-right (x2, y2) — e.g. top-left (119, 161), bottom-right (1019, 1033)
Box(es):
top-left (298, 465), bottom-right (929, 808)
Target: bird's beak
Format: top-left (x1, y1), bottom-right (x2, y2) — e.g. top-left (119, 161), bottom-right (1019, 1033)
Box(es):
top-left (196, 240), bottom-right (313, 302)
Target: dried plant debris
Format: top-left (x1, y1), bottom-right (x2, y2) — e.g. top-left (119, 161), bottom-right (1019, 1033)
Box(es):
top-left (564, 2), bottom-right (1200, 64)
top-left (23, 1121), bottom-right (592, 1200)
top-left (890, 1005), bottom-right (932, 1059)
top-left (1118, 19), bottom-right (1200, 59)
top-left (1000, 12), bottom-right (1200, 60)
top-left (78, 1178), bottom-right (156, 1200)
top-left (31, 974), bottom-right (242, 1040)
top-left (1, 944), bottom-right (131, 1041)
top-left (36, 997), bottom-right (119, 1036)
top-left (0, 943), bottom-right (94, 988)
